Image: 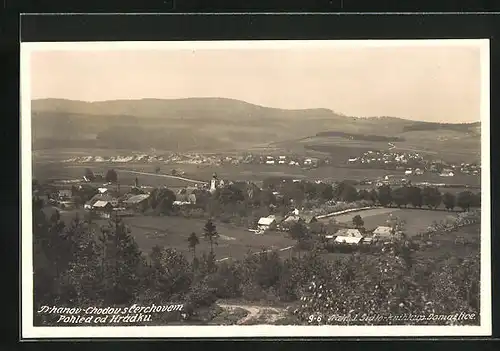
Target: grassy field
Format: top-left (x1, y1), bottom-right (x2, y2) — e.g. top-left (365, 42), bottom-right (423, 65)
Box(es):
top-left (110, 215), bottom-right (296, 260)
top-left (325, 208), bottom-right (462, 236)
top-left (33, 160), bottom-right (398, 186)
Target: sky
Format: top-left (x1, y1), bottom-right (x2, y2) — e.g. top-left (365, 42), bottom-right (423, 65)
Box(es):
top-left (29, 44), bottom-right (483, 123)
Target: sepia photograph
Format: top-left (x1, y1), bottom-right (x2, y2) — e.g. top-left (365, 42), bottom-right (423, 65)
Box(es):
top-left (21, 40), bottom-right (491, 338)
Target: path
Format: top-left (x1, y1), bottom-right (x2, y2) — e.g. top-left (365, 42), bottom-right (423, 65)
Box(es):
top-left (218, 303), bottom-right (286, 325)
top-left (119, 169), bottom-right (208, 185)
top-left (215, 245), bottom-right (294, 263)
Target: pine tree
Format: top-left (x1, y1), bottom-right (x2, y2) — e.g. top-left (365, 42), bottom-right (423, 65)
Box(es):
top-left (187, 232), bottom-right (200, 260)
top-left (203, 219), bottom-right (218, 255)
top-left (98, 216), bottom-right (146, 304)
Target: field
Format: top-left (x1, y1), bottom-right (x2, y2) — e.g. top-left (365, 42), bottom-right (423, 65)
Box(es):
top-left (33, 159), bottom-right (398, 186)
top-left (105, 215), bottom-right (296, 261)
top-left (325, 208), bottom-right (463, 236)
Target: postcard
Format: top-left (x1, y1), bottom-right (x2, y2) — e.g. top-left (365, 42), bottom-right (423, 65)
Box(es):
top-left (21, 39), bottom-right (491, 338)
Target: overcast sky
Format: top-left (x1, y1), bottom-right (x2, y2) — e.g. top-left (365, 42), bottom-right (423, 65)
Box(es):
top-left (30, 45), bottom-right (482, 123)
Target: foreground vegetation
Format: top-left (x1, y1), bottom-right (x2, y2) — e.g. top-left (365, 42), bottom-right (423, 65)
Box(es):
top-left (33, 194), bottom-right (480, 326)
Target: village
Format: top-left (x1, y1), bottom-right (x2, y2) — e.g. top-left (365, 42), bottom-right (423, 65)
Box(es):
top-left (35, 160), bottom-right (481, 259)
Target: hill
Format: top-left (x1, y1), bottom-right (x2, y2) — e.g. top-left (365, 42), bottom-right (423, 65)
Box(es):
top-left (30, 98), bottom-right (480, 161)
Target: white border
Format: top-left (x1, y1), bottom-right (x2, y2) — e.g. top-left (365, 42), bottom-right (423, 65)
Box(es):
top-left (21, 39), bottom-right (491, 338)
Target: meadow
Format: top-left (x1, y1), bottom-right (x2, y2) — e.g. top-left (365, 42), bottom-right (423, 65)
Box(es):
top-left (326, 207), bottom-right (462, 236)
top-left (102, 215), bottom-right (296, 261)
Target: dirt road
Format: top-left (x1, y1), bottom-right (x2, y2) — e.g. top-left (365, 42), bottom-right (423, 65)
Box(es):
top-left (218, 303), bottom-right (287, 325)
top-left (119, 169), bottom-right (208, 185)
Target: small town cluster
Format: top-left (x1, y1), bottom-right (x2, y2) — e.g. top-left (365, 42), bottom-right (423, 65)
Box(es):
top-left (63, 149), bottom-right (480, 177)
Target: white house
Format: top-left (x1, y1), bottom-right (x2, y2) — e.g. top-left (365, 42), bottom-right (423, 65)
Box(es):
top-left (373, 226), bottom-right (393, 240)
top-left (334, 236), bottom-right (363, 245)
top-left (257, 216), bottom-right (276, 231)
top-left (440, 169), bottom-right (455, 177)
top-left (336, 228), bottom-right (363, 238)
top-left (405, 169), bottom-right (413, 176)
top-left (266, 160), bottom-right (275, 165)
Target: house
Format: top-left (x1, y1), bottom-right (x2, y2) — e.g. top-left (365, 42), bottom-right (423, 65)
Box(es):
top-left (284, 215), bottom-right (302, 224)
top-left (373, 226), bottom-right (393, 240)
top-left (414, 168), bottom-right (424, 175)
top-left (92, 200), bottom-right (113, 218)
top-left (257, 216), bottom-right (277, 231)
top-left (266, 160), bottom-right (275, 165)
top-left (336, 228), bottom-right (363, 238)
top-left (334, 236), bottom-right (363, 245)
top-left (123, 194), bottom-right (150, 210)
top-left (362, 237), bottom-right (373, 245)
top-left (440, 169), bottom-right (454, 177)
top-left (404, 169), bottom-right (413, 176)
top-left (175, 188), bottom-right (197, 205)
top-left (303, 215), bottom-right (318, 224)
top-left (86, 193), bottom-right (119, 209)
top-left (58, 189), bottom-right (72, 200)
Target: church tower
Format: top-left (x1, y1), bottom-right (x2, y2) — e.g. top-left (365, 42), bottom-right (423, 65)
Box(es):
top-left (210, 173), bottom-right (218, 193)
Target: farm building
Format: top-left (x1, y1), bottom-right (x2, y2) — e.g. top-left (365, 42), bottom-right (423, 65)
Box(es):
top-left (58, 189), bottom-right (72, 200)
top-left (85, 193), bottom-right (119, 209)
top-left (257, 216), bottom-right (277, 231)
top-left (336, 228), bottom-right (363, 238)
top-left (174, 188), bottom-right (197, 206)
top-left (440, 169), bottom-right (455, 177)
top-left (334, 236), bottom-right (363, 245)
top-left (92, 200), bottom-right (113, 218)
top-left (123, 194), bottom-right (150, 210)
top-left (373, 226), bottom-right (393, 240)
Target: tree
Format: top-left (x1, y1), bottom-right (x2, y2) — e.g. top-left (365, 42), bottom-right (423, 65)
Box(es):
top-left (457, 191), bottom-right (474, 212)
top-left (392, 187), bottom-right (409, 208)
top-left (471, 192), bottom-right (481, 208)
top-left (149, 188), bottom-right (176, 214)
top-left (98, 217), bottom-right (146, 304)
top-left (369, 189), bottom-right (379, 204)
top-left (377, 185), bottom-right (392, 207)
top-left (259, 189), bottom-right (277, 207)
top-left (146, 246), bottom-right (193, 302)
top-left (352, 215), bottom-right (364, 229)
top-left (155, 166), bottom-right (161, 174)
top-left (407, 186), bottom-right (423, 208)
top-left (187, 232), bottom-right (200, 260)
top-left (422, 186), bottom-right (442, 209)
top-left (215, 185), bottom-right (245, 206)
top-left (105, 169), bottom-right (118, 183)
top-left (442, 192), bottom-right (457, 211)
top-left (289, 221), bottom-right (311, 256)
top-left (84, 168), bottom-right (95, 182)
top-left (320, 183), bottom-right (334, 201)
top-left (203, 219), bottom-right (219, 255)
top-left (336, 182), bottom-right (358, 202)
